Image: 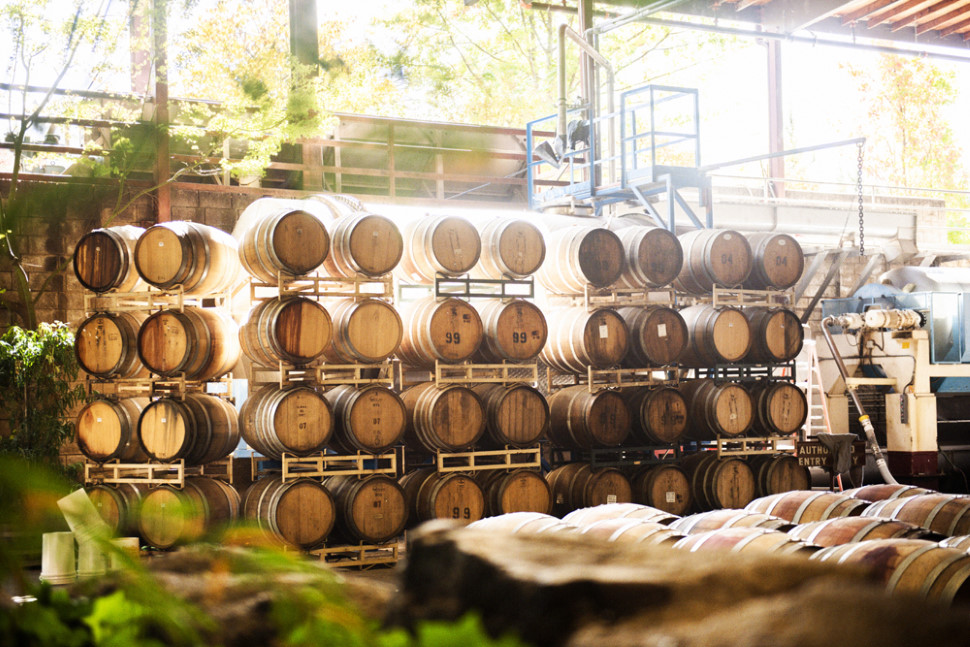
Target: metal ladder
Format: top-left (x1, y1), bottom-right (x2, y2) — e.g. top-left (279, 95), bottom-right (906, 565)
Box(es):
top-left (796, 339), bottom-right (832, 440)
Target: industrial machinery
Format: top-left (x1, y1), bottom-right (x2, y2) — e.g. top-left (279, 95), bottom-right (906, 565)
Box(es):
top-left (819, 266), bottom-right (970, 489)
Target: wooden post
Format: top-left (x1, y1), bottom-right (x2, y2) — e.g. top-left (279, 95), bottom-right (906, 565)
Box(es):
top-left (153, 0), bottom-right (170, 222)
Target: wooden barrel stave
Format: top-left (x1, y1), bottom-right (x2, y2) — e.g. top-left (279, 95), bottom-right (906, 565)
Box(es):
top-left (788, 517), bottom-right (930, 547)
top-left (397, 215), bottom-right (482, 283)
top-left (400, 382), bottom-right (486, 453)
top-left (674, 526), bottom-right (813, 555)
top-left (75, 312), bottom-right (148, 379)
top-left (547, 386), bottom-right (631, 450)
top-left (618, 306), bottom-right (688, 367)
top-left (135, 221), bottom-right (241, 294)
top-left (744, 307), bottom-right (804, 364)
top-left (746, 491), bottom-right (868, 523)
top-left (540, 307), bottom-right (629, 373)
top-left (324, 474), bottom-right (408, 543)
top-left (561, 502), bottom-right (679, 526)
top-left (670, 509), bottom-right (793, 535)
top-left (843, 484), bottom-right (935, 502)
top-left (138, 393), bottom-right (240, 466)
top-left (239, 384), bottom-right (332, 459)
top-left (397, 296), bottom-right (484, 368)
top-left (613, 225), bottom-right (683, 289)
top-left (673, 229), bottom-right (752, 294)
top-left (678, 304), bottom-right (751, 367)
top-left (473, 299), bottom-right (548, 363)
top-left (239, 297), bottom-right (333, 367)
top-left (621, 386), bottom-right (689, 445)
top-left (138, 476), bottom-right (240, 549)
top-left (476, 469), bottom-right (552, 516)
top-left (862, 495), bottom-right (970, 537)
top-left (475, 217), bottom-right (546, 279)
top-left (472, 383), bottom-right (549, 448)
top-left (744, 232), bottom-right (804, 290)
top-left (630, 463), bottom-right (691, 516)
top-left (680, 379), bottom-right (754, 440)
top-left (749, 454), bottom-right (811, 497)
top-left (77, 397), bottom-right (150, 463)
top-left (468, 512), bottom-right (573, 534)
top-left (535, 226), bottom-right (625, 293)
top-left (138, 306), bottom-right (240, 380)
top-left (578, 518), bottom-right (684, 545)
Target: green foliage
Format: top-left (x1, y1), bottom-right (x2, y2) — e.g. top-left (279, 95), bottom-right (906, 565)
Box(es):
top-left (0, 584), bottom-right (94, 647)
top-left (0, 322), bottom-right (87, 473)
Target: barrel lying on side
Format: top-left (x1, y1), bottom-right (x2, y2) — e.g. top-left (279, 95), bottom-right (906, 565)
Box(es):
top-left (324, 474), bottom-right (408, 544)
top-left (670, 509), bottom-right (793, 535)
top-left (138, 306), bottom-right (240, 380)
top-left (540, 307), bottom-right (629, 373)
top-left (311, 195), bottom-right (403, 278)
top-left (630, 463), bottom-right (691, 516)
top-left (618, 306), bottom-right (688, 367)
top-left (546, 463), bottom-right (632, 516)
top-left (473, 383), bottom-right (549, 448)
top-left (239, 384), bottom-right (332, 460)
top-left (843, 484), bottom-right (935, 502)
top-left (476, 469), bottom-right (552, 516)
top-left (743, 232), bottom-right (804, 290)
top-left (681, 452), bottom-right (757, 512)
top-left (678, 304), bottom-right (751, 367)
top-left (468, 512), bottom-right (573, 535)
top-left (612, 225), bottom-right (683, 289)
top-left (74, 225), bottom-right (146, 293)
top-left (75, 312), bottom-right (148, 379)
top-left (744, 307), bottom-right (804, 364)
top-left (475, 217), bottom-right (546, 279)
top-left (138, 393), bottom-right (240, 466)
top-left (242, 476), bottom-right (336, 549)
top-left (561, 502), bottom-right (679, 527)
top-left (680, 379), bottom-right (753, 440)
top-left (621, 386), bottom-right (688, 445)
top-left (535, 226), bottom-right (625, 293)
top-left (862, 494), bottom-right (970, 537)
top-left (473, 299), bottom-right (548, 363)
top-left (748, 453), bottom-right (811, 497)
top-left (396, 296), bottom-right (484, 368)
top-left (135, 221), bottom-right (241, 295)
top-left (746, 491), bottom-right (868, 524)
top-left (399, 467), bottom-right (486, 526)
top-left (324, 384), bottom-right (406, 454)
top-left (673, 228), bottom-right (752, 294)
top-left (239, 297), bottom-right (333, 367)
top-left (546, 385), bottom-right (630, 450)
top-left (397, 215), bottom-right (482, 283)
top-left (321, 297), bottom-right (402, 364)
top-left (577, 518), bottom-right (684, 545)
top-left (87, 483), bottom-right (146, 536)
top-left (748, 380), bottom-right (808, 437)
top-left (77, 397), bottom-right (150, 463)
top-left (138, 477), bottom-right (240, 549)
top-left (234, 198), bottom-right (331, 283)
top-left (400, 382), bottom-right (486, 453)
top-left (673, 526), bottom-right (814, 555)
top-left (788, 517), bottom-right (930, 547)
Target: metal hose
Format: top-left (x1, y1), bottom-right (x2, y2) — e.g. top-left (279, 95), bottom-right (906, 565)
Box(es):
top-left (820, 315), bottom-right (898, 485)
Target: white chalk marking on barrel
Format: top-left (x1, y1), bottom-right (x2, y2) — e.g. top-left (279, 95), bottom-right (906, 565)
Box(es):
top-left (607, 494), bottom-right (617, 504)
top-left (666, 492), bottom-right (676, 503)
top-left (657, 324), bottom-right (667, 338)
top-left (599, 325), bottom-right (609, 338)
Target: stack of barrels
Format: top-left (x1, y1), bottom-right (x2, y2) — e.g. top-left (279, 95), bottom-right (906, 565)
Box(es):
top-left (537, 224), bottom-right (809, 517)
top-left (74, 220), bottom-right (245, 549)
top-left (396, 214), bottom-right (553, 526)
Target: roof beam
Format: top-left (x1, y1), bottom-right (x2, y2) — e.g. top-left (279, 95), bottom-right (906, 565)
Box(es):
top-left (866, 0), bottom-right (939, 28)
top-left (890, 0), bottom-right (965, 30)
top-left (841, 0), bottom-right (900, 24)
top-left (916, 0), bottom-right (970, 32)
top-left (942, 14), bottom-right (970, 33)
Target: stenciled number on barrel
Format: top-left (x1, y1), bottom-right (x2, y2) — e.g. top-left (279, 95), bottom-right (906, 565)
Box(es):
top-left (512, 332), bottom-right (528, 343)
top-left (445, 332), bottom-right (461, 344)
top-left (452, 506), bottom-right (471, 519)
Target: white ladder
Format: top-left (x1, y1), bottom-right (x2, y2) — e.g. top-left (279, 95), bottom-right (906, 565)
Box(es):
top-left (796, 339), bottom-right (832, 439)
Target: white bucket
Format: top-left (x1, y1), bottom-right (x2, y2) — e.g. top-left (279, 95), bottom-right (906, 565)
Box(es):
top-left (57, 489), bottom-right (111, 544)
top-left (40, 532), bottom-right (76, 585)
top-left (76, 541), bottom-right (108, 579)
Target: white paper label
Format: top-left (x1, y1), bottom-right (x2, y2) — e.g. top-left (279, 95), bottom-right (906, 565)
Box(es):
top-left (599, 325), bottom-right (609, 338)
top-left (778, 239), bottom-right (786, 246)
top-left (96, 418), bottom-right (102, 423)
top-left (607, 494), bottom-right (617, 504)
top-left (665, 492), bottom-right (676, 503)
top-left (657, 324), bottom-right (667, 338)
top-left (161, 418), bottom-right (167, 423)
top-left (158, 242), bottom-right (164, 247)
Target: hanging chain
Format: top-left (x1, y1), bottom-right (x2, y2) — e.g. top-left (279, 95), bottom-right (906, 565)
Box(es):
top-left (857, 142), bottom-right (865, 257)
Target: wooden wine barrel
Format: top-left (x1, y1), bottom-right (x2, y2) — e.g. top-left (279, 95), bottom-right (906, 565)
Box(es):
top-left (87, 483), bottom-right (146, 535)
top-left (472, 383), bottom-right (549, 448)
top-left (673, 228), bottom-right (752, 294)
top-left (749, 380), bottom-right (808, 436)
top-left (745, 491), bottom-right (868, 524)
top-left (76, 397), bottom-right (149, 463)
top-left (673, 526), bottom-right (814, 555)
top-left (322, 210), bottom-right (403, 278)
top-left (396, 296), bottom-right (484, 368)
top-left (546, 463), bottom-right (632, 516)
top-left (744, 307), bottom-right (804, 364)
top-left (236, 201), bottom-right (331, 283)
top-left (468, 512), bottom-right (574, 534)
top-left (617, 306), bottom-right (688, 367)
top-left (843, 484), bottom-right (935, 502)
top-left (476, 469), bottom-right (552, 516)
top-left (239, 384), bottom-right (332, 460)
top-left (475, 217), bottom-right (546, 279)
top-left (73, 225), bottom-right (146, 293)
top-left (630, 463), bottom-right (691, 516)
top-left (138, 476), bottom-right (240, 549)
top-left (613, 225), bottom-right (683, 289)
top-left (546, 386), bottom-right (630, 450)
top-left (473, 299), bottom-right (548, 363)
top-left (535, 226), bottom-right (625, 293)
top-left (621, 386), bottom-right (689, 445)
top-left (400, 382), bottom-right (486, 452)
top-left (324, 474), bottom-right (408, 543)
top-left (239, 297), bottom-right (333, 367)
top-left (138, 393), bottom-right (240, 466)
top-left (680, 379), bottom-right (753, 440)
top-left (811, 539), bottom-right (970, 605)
top-left (670, 509), bottom-right (794, 535)
top-left (135, 221), bottom-right (241, 294)
top-left (540, 307), bottom-right (629, 373)
top-left (397, 215), bottom-right (481, 283)
top-left (399, 467), bottom-right (486, 525)
top-left (788, 517), bottom-right (930, 547)
top-left (75, 312), bottom-right (148, 379)
top-left (578, 518), bottom-right (684, 545)
top-left (321, 298), bottom-right (402, 363)
top-left (242, 476), bottom-right (336, 549)
top-left (324, 384), bottom-right (406, 454)
top-left (681, 452), bottom-right (757, 511)
top-left (561, 502), bottom-right (679, 526)
top-left (678, 304), bottom-right (751, 367)
top-left (862, 495), bottom-right (970, 537)
top-left (940, 535), bottom-right (970, 551)
top-left (748, 454), bottom-right (811, 497)
top-left (138, 306), bottom-right (240, 380)
top-left (743, 232), bottom-right (804, 290)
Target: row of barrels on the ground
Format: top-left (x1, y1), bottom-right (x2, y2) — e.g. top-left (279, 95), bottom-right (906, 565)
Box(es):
top-left (74, 294), bottom-right (805, 383)
top-left (469, 484), bottom-right (970, 606)
top-left (74, 194), bottom-right (804, 297)
top-left (75, 374), bottom-right (807, 466)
